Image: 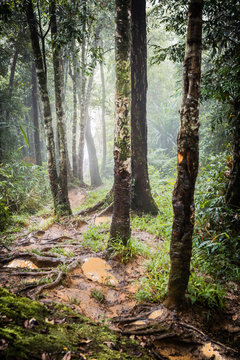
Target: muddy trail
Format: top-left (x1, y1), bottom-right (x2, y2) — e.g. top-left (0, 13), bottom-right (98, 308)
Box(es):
top-left (0, 188), bottom-right (240, 360)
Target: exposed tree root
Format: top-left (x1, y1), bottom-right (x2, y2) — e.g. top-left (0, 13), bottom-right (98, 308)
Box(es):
top-left (74, 187), bottom-right (113, 216)
top-left (115, 310), bottom-right (240, 359)
top-left (28, 257), bottom-right (82, 298)
top-left (96, 202), bottom-right (113, 217)
top-left (0, 251), bottom-right (68, 268)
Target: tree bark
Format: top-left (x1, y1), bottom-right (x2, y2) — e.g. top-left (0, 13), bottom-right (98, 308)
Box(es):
top-left (225, 99), bottom-right (240, 209)
top-left (85, 75), bottom-right (103, 187)
top-left (25, 0), bottom-right (59, 213)
top-left (78, 0), bottom-right (87, 183)
top-left (31, 62), bottom-right (42, 166)
top-left (109, 0), bottom-right (131, 245)
top-left (71, 47), bottom-right (78, 178)
top-left (131, 0), bottom-right (158, 215)
top-left (165, 0), bottom-right (203, 308)
top-left (50, 0), bottom-right (71, 215)
top-left (100, 48), bottom-right (107, 175)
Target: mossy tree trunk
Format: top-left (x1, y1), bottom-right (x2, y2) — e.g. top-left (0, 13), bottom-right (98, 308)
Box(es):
top-left (131, 0), bottom-right (158, 215)
top-left (26, 0), bottom-right (59, 211)
top-left (225, 99), bottom-right (240, 210)
top-left (31, 62), bottom-right (42, 166)
top-left (85, 75), bottom-right (103, 187)
top-left (109, 0), bottom-right (131, 245)
top-left (100, 46), bottom-right (107, 176)
top-left (50, 0), bottom-right (71, 215)
top-left (165, 0), bottom-right (203, 308)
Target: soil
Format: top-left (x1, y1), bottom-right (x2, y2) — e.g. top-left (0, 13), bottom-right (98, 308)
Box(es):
top-left (0, 188), bottom-right (239, 359)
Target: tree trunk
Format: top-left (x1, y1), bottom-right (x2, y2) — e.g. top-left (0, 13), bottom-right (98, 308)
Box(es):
top-left (109, 0), bottom-right (131, 246)
top-left (165, 0), bottom-right (203, 308)
top-left (31, 62), bottom-right (42, 166)
top-left (100, 48), bottom-right (107, 175)
top-left (78, 0), bottom-right (87, 183)
top-left (25, 0), bottom-right (59, 212)
top-left (131, 0), bottom-right (158, 215)
top-left (50, 0), bottom-right (71, 215)
top-left (225, 99), bottom-right (240, 209)
top-left (6, 48), bottom-right (19, 124)
top-left (71, 48), bottom-right (78, 178)
top-left (85, 76), bottom-right (103, 187)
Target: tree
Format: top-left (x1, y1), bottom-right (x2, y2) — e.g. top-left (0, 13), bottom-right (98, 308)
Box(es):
top-left (100, 49), bottom-right (107, 176)
top-left (85, 75), bottom-right (103, 187)
top-left (31, 62), bottom-right (42, 166)
top-left (50, 0), bottom-right (71, 214)
top-left (25, 0), bottom-right (70, 215)
top-left (109, 0), bottom-right (131, 245)
top-left (165, 0), bottom-right (203, 308)
top-left (131, 0), bottom-right (158, 215)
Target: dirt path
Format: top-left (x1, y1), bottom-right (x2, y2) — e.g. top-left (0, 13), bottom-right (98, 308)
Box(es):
top-left (0, 188), bottom-right (239, 359)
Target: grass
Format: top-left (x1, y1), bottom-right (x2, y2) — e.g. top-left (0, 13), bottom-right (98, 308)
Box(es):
top-left (74, 179), bottom-right (112, 213)
top-left (82, 223), bottom-right (109, 252)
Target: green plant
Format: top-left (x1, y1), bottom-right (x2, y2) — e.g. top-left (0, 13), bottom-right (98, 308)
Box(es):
top-left (0, 160), bottom-right (50, 215)
top-left (108, 237), bottom-right (148, 263)
top-left (82, 224), bottom-right (108, 252)
top-left (91, 289), bottom-right (105, 303)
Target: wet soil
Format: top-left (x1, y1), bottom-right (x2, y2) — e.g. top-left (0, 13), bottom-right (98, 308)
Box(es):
top-left (0, 188), bottom-right (240, 359)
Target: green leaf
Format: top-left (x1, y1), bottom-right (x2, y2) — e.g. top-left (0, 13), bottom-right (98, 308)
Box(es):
top-left (19, 126), bottom-right (29, 147)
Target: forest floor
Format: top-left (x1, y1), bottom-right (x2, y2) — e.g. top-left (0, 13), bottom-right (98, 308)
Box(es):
top-left (0, 187), bottom-right (240, 360)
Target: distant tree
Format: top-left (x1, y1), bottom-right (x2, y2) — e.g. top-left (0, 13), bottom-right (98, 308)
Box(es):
top-left (165, 0), bottom-right (203, 308)
top-left (31, 62), bottom-right (42, 166)
top-left (78, 0), bottom-right (87, 184)
top-left (70, 44), bottom-right (78, 178)
top-left (100, 48), bottom-right (107, 176)
top-left (131, 0), bottom-right (158, 215)
top-left (85, 75), bottom-right (103, 187)
top-left (109, 0), bottom-right (131, 245)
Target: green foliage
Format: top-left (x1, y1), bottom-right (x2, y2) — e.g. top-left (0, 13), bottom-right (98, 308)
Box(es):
top-left (0, 160), bottom-right (50, 215)
top-left (0, 200), bottom-right (10, 231)
top-left (108, 237), bottom-right (148, 263)
top-left (91, 289), bottom-right (105, 303)
top-left (194, 153), bottom-right (240, 281)
top-left (82, 224), bottom-right (109, 252)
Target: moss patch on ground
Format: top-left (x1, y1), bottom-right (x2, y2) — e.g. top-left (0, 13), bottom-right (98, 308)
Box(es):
top-left (0, 287), bottom-right (151, 360)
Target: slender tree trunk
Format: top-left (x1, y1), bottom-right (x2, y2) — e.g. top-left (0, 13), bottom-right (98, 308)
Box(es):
top-left (62, 55), bottom-right (72, 177)
top-left (109, 0), bottom-right (131, 245)
top-left (100, 49), bottom-right (107, 175)
top-left (32, 62), bottom-right (42, 166)
top-left (25, 0), bottom-right (59, 212)
top-left (165, 0), bottom-right (203, 308)
top-left (85, 76), bottom-right (103, 187)
top-left (6, 49), bottom-right (19, 124)
top-left (225, 99), bottom-right (240, 209)
top-left (78, 0), bottom-right (87, 183)
top-left (131, 0), bottom-right (158, 215)
top-left (50, 0), bottom-right (71, 215)
top-left (71, 49), bottom-right (78, 178)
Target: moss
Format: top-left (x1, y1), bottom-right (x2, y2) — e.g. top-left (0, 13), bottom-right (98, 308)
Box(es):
top-left (0, 288), bottom-right (151, 360)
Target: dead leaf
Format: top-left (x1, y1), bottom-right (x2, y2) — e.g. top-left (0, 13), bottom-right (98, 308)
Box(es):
top-left (79, 354), bottom-right (86, 359)
top-left (233, 314), bottom-right (238, 321)
top-left (0, 339), bottom-right (8, 350)
top-left (103, 341), bottom-right (115, 349)
top-left (79, 338), bottom-right (92, 345)
top-left (24, 318), bottom-right (38, 329)
top-left (45, 317), bottom-right (54, 325)
top-left (62, 351), bottom-right (71, 360)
